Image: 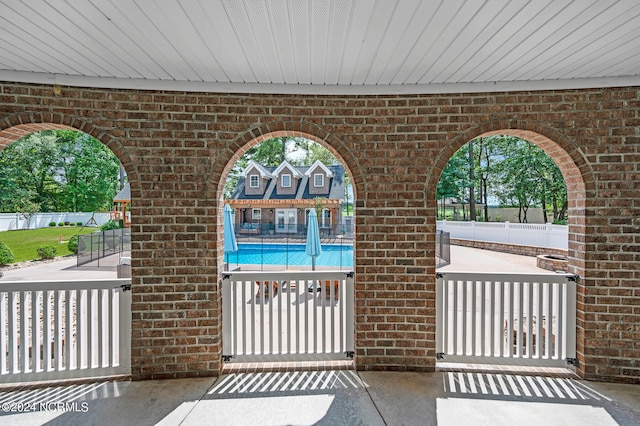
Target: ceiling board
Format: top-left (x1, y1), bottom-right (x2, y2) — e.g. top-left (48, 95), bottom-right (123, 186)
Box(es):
top-left (0, 0), bottom-right (638, 94)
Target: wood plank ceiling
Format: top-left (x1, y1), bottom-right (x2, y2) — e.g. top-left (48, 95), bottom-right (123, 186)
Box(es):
top-left (0, 0), bottom-right (639, 94)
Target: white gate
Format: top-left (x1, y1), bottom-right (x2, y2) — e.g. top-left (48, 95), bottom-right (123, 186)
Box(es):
top-left (436, 272), bottom-right (577, 367)
top-left (222, 271), bottom-right (354, 362)
top-left (0, 279), bottom-right (131, 384)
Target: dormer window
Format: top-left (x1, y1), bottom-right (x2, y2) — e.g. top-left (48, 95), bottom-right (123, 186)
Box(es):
top-left (249, 175), bottom-right (259, 188)
top-left (282, 174), bottom-right (291, 187)
top-left (313, 174), bottom-right (324, 187)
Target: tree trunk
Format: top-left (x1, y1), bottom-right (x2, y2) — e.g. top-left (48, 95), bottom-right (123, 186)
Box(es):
top-left (468, 140), bottom-right (476, 221)
top-left (557, 200), bottom-right (568, 222)
top-left (483, 179), bottom-right (489, 221)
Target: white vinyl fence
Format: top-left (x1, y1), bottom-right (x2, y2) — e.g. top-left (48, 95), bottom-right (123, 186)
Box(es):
top-left (0, 212), bottom-right (111, 232)
top-left (437, 220), bottom-right (568, 249)
top-left (436, 272), bottom-right (577, 367)
top-left (0, 279), bottom-right (131, 384)
top-left (222, 271), bottom-right (354, 362)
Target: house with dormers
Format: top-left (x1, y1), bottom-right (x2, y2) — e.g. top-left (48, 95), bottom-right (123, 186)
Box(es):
top-left (227, 160), bottom-right (345, 235)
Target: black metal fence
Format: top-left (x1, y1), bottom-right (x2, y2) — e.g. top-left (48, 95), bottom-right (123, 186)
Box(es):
top-left (436, 230), bottom-right (451, 268)
top-left (235, 222), bottom-right (354, 242)
top-left (77, 228), bottom-right (131, 267)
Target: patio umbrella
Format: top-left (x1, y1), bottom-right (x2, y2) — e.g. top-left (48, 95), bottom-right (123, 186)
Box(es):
top-left (305, 209), bottom-right (323, 271)
top-left (223, 204), bottom-right (238, 271)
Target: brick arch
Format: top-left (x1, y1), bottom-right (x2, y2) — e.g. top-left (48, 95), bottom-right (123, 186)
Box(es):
top-left (209, 120), bottom-right (361, 203)
top-left (426, 121), bottom-right (596, 378)
top-left (0, 113), bottom-right (139, 185)
top-left (426, 121), bottom-right (592, 276)
top-left (428, 121), bottom-right (593, 199)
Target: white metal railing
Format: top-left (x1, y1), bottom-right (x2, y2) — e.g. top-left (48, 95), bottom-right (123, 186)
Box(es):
top-left (436, 272), bottom-right (577, 367)
top-left (0, 279), bottom-right (131, 384)
top-left (437, 220), bottom-right (568, 249)
top-left (222, 271), bottom-right (354, 362)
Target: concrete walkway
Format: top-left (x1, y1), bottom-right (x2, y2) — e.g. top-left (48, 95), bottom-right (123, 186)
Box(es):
top-left (0, 255), bottom-right (121, 281)
top-left (1, 370), bottom-right (639, 425)
top-left (439, 245), bottom-right (551, 274)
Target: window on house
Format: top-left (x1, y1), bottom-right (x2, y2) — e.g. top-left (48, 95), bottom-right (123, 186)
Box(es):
top-left (314, 174), bottom-right (324, 187)
top-left (282, 174), bottom-right (291, 187)
top-left (249, 175), bottom-right (259, 188)
top-left (252, 209), bottom-right (261, 220)
top-left (322, 209), bottom-right (331, 227)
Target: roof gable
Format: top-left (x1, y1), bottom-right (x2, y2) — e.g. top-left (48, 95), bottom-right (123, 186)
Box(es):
top-left (113, 183), bottom-right (130, 202)
top-left (273, 160), bottom-right (302, 178)
top-left (305, 160), bottom-right (334, 178)
top-left (241, 160), bottom-right (273, 178)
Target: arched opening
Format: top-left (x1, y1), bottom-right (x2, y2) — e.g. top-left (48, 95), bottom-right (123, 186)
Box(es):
top-left (0, 120), bottom-right (136, 384)
top-left (214, 126), bottom-right (359, 368)
top-left (436, 134), bottom-right (569, 269)
top-left (430, 127), bottom-right (588, 375)
top-left (0, 124), bottom-right (133, 269)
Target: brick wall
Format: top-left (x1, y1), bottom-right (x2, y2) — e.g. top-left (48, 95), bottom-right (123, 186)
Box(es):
top-left (0, 82), bottom-right (638, 383)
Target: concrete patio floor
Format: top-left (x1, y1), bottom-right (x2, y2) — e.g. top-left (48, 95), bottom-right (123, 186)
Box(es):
top-left (1, 370), bottom-right (639, 425)
top-left (2, 246), bottom-right (638, 425)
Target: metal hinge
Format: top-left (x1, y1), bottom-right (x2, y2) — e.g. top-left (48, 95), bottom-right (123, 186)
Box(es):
top-left (436, 273), bottom-right (444, 279)
top-left (345, 271), bottom-right (355, 279)
top-left (436, 352), bottom-right (445, 360)
top-left (567, 274), bottom-right (579, 282)
top-left (345, 351), bottom-right (355, 359)
top-left (223, 355), bottom-right (233, 362)
top-left (566, 357), bottom-right (578, 366)
top-left (120, 284), bottom-right (131, 292)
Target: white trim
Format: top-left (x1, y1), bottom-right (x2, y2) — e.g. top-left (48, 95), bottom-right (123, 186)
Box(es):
top-left (241, 160), bottom-right (272, 179)
top-left (2, 71), bottom-right (639, 95)
top-left (314, 173), bottom-right (324, 187)
top-left (305, 160), bottom-right (333, 178)
top-left (252, 208), bottom-right (261, 220)
top-left (321, 208), bottom-right (331, 228)
top-left (249, 175), bottom-right (259, 188)
top-left (281, 174), bottom-right (292, 188)
top-left (273, 160), bottom-right (302, 178)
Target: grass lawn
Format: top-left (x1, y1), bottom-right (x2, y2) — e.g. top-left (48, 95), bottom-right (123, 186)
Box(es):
top-left (0, 227), bottom-right (97, 263)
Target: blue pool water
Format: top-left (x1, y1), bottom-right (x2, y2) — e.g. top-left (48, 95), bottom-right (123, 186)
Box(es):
top-left (226, 243), bottom-right (354, 268)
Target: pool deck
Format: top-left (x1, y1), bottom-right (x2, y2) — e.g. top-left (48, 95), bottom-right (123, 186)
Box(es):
top-left (1, 244), bottom-right (546, 279)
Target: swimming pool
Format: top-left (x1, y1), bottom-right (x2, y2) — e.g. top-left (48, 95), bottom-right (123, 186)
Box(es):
top-left (226, 243), bottom-right (354, 268)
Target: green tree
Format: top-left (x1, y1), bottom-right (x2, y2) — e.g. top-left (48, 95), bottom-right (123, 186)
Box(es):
top-left (0, 240), bottom-right (15, 265)
top-left (0, 131), bottom-right (59, 212)
top-left (494, 138), bottom-right (566, 223)
top-left (0, 130), bottom-right (121, 213)
top-left (437, 135), bottom-right (567, 223)
top-left (436, 148), bottom-right (470, 219)
top-left (56, 130), bottom-right (120, 211)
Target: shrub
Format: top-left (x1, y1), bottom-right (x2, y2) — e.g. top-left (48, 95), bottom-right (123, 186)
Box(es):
top-left (36, 245), bottom-right (57, 260)
top-left (58, 222), bottom-right (65, 227)
top-left (68, 234), bottom-right (79, 254)
top-left (77, 222), bottom-right (83, 226)
top-left (49, 221), bottom-right (57, 227)
top-left (100, 220), bottom-right (121, 231)
top-left (0, 241), bottom-right (15, 265)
